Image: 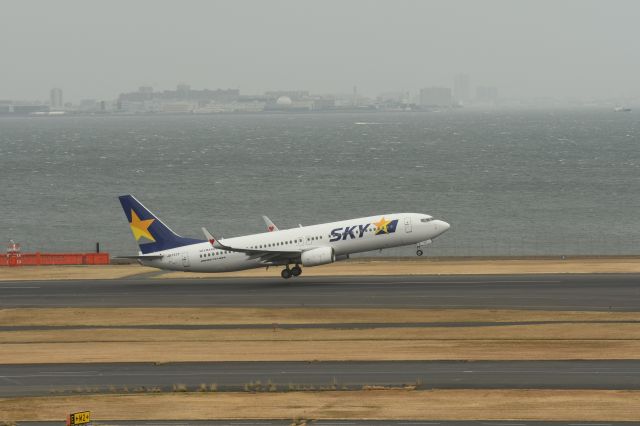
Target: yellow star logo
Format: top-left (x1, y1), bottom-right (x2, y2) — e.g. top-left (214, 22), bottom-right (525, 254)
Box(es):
top-left (373, 216), bottom-right (391, 235)
top-left (129, 209), bottom-right (155, 242)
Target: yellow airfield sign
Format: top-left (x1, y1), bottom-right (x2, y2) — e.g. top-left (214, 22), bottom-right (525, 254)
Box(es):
top-left (67, 411), bottom-right (91, 425)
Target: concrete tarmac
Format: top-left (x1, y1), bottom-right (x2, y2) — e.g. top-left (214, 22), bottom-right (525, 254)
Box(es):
top-left (3, 360), bottom-right (640, 397)
top-left (1, 274), bottom-right (639, 310)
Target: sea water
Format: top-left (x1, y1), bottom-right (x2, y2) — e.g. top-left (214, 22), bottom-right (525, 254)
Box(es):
top-left (1, 109), bottom-right (638, 256)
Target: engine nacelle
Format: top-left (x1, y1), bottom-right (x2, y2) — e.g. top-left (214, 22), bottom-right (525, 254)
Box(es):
top-left (301, 246), bottom-right (335, 267)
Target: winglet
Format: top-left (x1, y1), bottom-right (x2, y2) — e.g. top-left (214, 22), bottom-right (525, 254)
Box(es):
top-left (202, 227), bottom-right (220, 248)
top-left (262, 215), bottom-right (279, 232)
top-left (203, 227), bottom-right (245, 252)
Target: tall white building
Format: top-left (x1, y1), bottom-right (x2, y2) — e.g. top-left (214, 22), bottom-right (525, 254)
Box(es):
top-left (50, 88), bottom-right (63, 110)
top-left (454, 74), bottom-right (470, 104)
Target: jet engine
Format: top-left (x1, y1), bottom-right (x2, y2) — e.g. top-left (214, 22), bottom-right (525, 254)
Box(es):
top-left (301, 246), bottom-right (335, 267)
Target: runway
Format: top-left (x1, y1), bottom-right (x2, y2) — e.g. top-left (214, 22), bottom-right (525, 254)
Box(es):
top-left (2, 274), bottom-right (639, 424)
top-left (1, 273), bottom-right (639, 310)
top-left (3, 360), bottom-right (640, 397)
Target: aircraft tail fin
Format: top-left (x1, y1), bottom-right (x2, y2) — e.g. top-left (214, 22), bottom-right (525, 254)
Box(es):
top-left (118, 195), bottom-right (203, 254)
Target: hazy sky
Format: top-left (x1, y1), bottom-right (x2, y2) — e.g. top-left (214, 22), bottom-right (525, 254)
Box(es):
top-left (2, 0), bottom-right (639, 102)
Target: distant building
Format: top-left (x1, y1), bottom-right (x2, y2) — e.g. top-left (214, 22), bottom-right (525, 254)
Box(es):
top-left (79, 99), bottom-right (98, 112)
top-left (419, 87), bottom-right (452, 107)
top-left (264, 90), bottom-right (309, 101)
top-left (378, 92), bottom-right (405, 103)
top-left (266, 96), bottom-right (314, 111)
top-left (476, 86), bottom-right (499, 104)
top-left (10, 104), bottom-right (49, 115)
top-left (50, 88), bottom-right (63, 110)
top-left (276, 96), bottom-right (293, 106)
top-left (117, 85), bottom-right (240, 113)
top-left (312, 97), bottom-right (335, 110)
top-left (376, 92), bottom-right (411, 111)
top-left (161, 101), bottom-right (195, 113)
top-left (194, 100), bottom-right (266, 113)
top-left (176, 84), bottom-right (191, 98)
top-left (453, 74), bottom-right (470, 104)
top-left (0, 100), bottom-right (48, 115)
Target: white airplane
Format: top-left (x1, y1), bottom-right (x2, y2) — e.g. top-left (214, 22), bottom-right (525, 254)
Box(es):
top-left (118, 194), bottom-right (450, 279)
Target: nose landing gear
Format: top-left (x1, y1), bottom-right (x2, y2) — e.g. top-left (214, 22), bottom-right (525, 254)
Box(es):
top-left (281, 264), bottom-right (302, 279)
top-left (416, 239), bottom-right (432, 257)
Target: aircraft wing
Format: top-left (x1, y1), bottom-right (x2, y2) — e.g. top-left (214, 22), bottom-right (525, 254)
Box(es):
top-left (262, 215), bottom-right (279, 232)
top-left (202, 227), bottom-right (302, 265)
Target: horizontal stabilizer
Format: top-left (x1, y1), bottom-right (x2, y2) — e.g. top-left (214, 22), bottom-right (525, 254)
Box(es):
top-left (115, 255), bottom-right (163, 260)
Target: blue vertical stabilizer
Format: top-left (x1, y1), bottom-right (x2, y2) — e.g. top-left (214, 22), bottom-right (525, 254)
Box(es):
top-left (118, 195), bottom-right (204, 254)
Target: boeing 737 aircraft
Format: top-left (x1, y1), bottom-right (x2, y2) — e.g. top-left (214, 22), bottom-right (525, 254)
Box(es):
top-left (118, 195), bottom-right (450, 279)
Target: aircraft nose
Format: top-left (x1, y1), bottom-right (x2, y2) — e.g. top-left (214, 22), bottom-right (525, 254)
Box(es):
top-left (434, 220), bottom-right (450, 235)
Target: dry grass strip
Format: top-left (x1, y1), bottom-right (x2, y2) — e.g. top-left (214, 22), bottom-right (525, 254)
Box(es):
top-left (3, 257), bottom-right (640, 281)
top-left (0, 265), bottom-right (156, 281)
top-left (2, 323), bottom-right (640, 344)
top-left (2, 339), bottom-right (639, 364)
top-left (2, 390), bottom-right (640, 422)
top-left (4, 308), bottom-right (640, 327)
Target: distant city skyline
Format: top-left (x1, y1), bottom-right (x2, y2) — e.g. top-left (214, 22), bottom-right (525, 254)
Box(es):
top-left (4, 73), bottom-right (639, 106)
top-left (2, 76), bottom-right (637, 117)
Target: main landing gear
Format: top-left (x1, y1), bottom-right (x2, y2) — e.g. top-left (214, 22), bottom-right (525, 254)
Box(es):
top-left (281, 264), bottom-right (302, 279)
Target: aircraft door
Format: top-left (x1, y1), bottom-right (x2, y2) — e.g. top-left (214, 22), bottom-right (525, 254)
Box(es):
top-left (182, 252), bottom-right (190, 267)
top-left (404, 216), bottom-right (412, 233)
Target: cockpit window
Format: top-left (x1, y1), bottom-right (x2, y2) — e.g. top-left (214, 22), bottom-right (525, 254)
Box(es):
top-left (420, 218), bottom-right (433, 223)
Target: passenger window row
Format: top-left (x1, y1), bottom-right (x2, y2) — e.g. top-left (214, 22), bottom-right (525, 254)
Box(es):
top-left (250, 235), bottom-right (326, 250)
top-left (200, 250), bottom-right (229, 258)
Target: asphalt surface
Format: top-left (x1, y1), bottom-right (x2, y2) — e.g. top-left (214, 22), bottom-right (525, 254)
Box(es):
top-left (1, 273), bottom-right (640, 310)
top-left (7, 320), bottom-right (638, 332)
top-left (2, 360), bottom-right (640, 397)
top-left (3, 275), bottom-right (640, 423)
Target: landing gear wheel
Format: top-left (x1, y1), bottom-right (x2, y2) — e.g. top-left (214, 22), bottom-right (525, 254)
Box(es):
top-left (416, 249), bottom-right (424, 256)
top-left (291, 265), bottom-right (302, 277)
top-left (281, 268), bottom-right (292, 279)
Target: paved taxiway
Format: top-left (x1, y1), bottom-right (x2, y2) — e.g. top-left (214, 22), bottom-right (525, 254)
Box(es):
top-left (3, 360), bottom-right (640, 397)
top-left (1, 274), bottom-right (639, 310)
